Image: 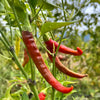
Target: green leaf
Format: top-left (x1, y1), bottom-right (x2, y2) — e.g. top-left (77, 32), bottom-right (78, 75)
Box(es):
top-left (55, 89), bottom-right (76, 99)
top-left (41, 20), bottom-right (79, 34)
top-left (7, 0), bottom-right (31, 30)
top-left (2, 83), bottom-right (17, 100)
top-left (1, 0), bottom-right (11, 12)
top-left (13, 0), bottom-right (28, 24)
top-left (1, 82), bottom-right (28, 100)
top-left (37, 0), bottom-right (57, 11)
top-left (0, 2), bottom-right (5, 12)
top-left (40, 86), bottom-right (51, 94)
top-left (62, 81), bottom-right (76, 85)
top-left (29, 0), bottom-right (37, 9)
top-left (63, 90), bottom-right (77, 99)
top-left (21, 92), bottom-right (29, 100)
top-left (2, 97), bottom-right (14, 100)
top-left (68, 9), bottom-right (75, 20)
top-left (90, 0), bottom-right (100, 4)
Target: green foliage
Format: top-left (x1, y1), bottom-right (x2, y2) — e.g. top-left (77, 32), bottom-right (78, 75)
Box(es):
top-left (90, 0), bottom-right (100, 4)
top-left (37, 0), bottom-right (57, 11)
top-left (41, 20), bottom-right (79, 34)
top-left (0, 0), bottom-right (100, 99)
top-left (28, 0), bottom-right (37, 9)
top-left (21, 92), bottom-right (29, 100)
top-left (0, 2), bottom-right (5, 12)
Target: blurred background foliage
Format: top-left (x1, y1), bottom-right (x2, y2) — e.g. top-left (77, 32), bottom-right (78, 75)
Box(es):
top-left (0, 0), bottom-right (100, 100)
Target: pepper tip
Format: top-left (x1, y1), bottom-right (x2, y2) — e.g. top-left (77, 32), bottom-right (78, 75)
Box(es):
top-left (71, 85), bottom-right (74, 90)
top-left (77, 47), bottom-right (83, 55)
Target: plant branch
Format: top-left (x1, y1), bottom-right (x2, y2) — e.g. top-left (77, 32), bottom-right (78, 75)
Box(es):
top-left (11, 1), bottom-right (22, 33)
top-left (0, 54), bottom-right (12, 60)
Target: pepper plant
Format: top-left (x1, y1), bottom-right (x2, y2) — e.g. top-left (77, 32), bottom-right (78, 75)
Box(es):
top-left (1, 0), bottom-right (100, 100)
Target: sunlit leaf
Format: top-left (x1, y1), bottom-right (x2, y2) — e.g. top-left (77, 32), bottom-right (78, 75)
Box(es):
top-left (37, 0), bottom-right (57, 11)
top-left (7, 0), bottom-right (31, 30)
top-left (0, 2), bottom-right (5, 12)
top-left (2, 83), bottom-right (17, 100)
top-left (41, 20), bottom-right (79, 34)
top-left (63, 90), bottom-right (77, 99)
top-left (90, 0), bottom-right (100, 4)
top-left (15, 36), bottom-right (21, 57)
top-left (68, 9), bottom-right (75, 20)
top-left (62, 81), bottom-right (77, 85)
top-left (29, 0), bottom-right (37, 9)
top-left (1, 0), bottom-right (11, 12)
top-left (40, 86), bottom-right (51, 94)
top-left (21, 92), bottom-right (29, 100)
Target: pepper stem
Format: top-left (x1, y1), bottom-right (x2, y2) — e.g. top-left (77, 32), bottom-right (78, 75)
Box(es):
top-left (43, 33), bottom-right (51, 42)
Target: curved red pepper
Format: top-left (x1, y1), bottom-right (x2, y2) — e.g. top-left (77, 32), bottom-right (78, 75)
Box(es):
top-left (45, 39), bottom-right (83, 56)
top-left (22, 49), bottom-right (29, 67)
top-left (22, 31), bottom-right (73, 93)
top-left (46, 46), bottom-right (87, 78)
top-left (38, 92), bottom-right (46, 100)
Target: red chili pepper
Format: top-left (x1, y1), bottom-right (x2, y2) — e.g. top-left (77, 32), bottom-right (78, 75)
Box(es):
top-left (38, 92), bottom-right (46, 100)
top-left (22, 49), bottom-right (29, 67)
top-left (22, 31), bottom-right (73, 93)
top-left (45, 39), bottom-right (83, 56)
top-left (45, 44), bottom-right (87, 78)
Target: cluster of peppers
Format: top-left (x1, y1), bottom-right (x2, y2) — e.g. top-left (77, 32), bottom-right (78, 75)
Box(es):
top-left (22, 31), bottom-right (87, 99)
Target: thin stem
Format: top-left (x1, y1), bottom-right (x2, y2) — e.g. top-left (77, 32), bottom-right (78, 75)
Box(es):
top-left (35, 19), bottom-right (37, 38)
top-left (8, 15), bottom-right (13, 45)
top-left (41, 9), bottom-right (46, 21)
top-left (0, 37), bottom-right (14, 58)
top-left (38, 38), bottom-right (54, 56)
top-left (50, 32), bottom-right (55, 40)
top-left (30, 58), bottom-right (35, 81)
top-left (29, 59), bottom-right (39, 100)
top-left (52, 2), bottom-right (67, 99)
top-left (11, 1), bottom-right (22, 33)
top-left (55, 27), bottom-right (66, 57)
top-left (62, 0), bottom-right (67, 21)
top-left (7, 14), bottom-right (13, 45)
top-left (30, 5), bottom-right (43, 23)
top-left (41, 10), bottom-right (55, 40)
top-left (51, 27), bottom-right (66, 100)
top-left (4, 0), bottom-right (13, 45)
top-left (29, 84), bottom-right (39, 100)
top-left (54, 0), bottom-right (66, 56)
top-left (0, 31), bottom-right (11, 46)
top-left (52, 55), bottom-right (56, 100)
top-left (0, 37), bottom-right (10, 50)
top-left (0, 32), bottom-right (28, 79)
top-left (27, 4), bottom-right (39, 99)
top-left (0, 54), bottom-right (12, 60)
top-left (52, 87), bottom-right (55, 100)
top-left (11, 51), bottom-right (28, 79)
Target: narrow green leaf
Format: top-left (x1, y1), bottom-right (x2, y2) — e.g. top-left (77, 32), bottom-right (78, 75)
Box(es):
top-left (68, 9), bottom-right (75, 20)
top-left (21, 92), bottom-right (29, 100)
top-left (37, 0), bottom-right (57, 11)
top-left (63, 90), bottom-right (77, 99)
top-left (0, 2), bottom-right (5, 12)
top-left (13, 0), bottom-right (28, 25)
top-left (7, 0), bottom-right (31, 30)
top-left (2, 83), bottom-right (17, 100)
top-left (41, 20), bottom-right (79, 34)
top-left (1, 0), bottom-right (11, 11)
top-left (90, 0), bottom-right (100, 4)
top-left (62, 81), bottom-right (76, 85)
top-left (29, 0), bottom-right (37, 9)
